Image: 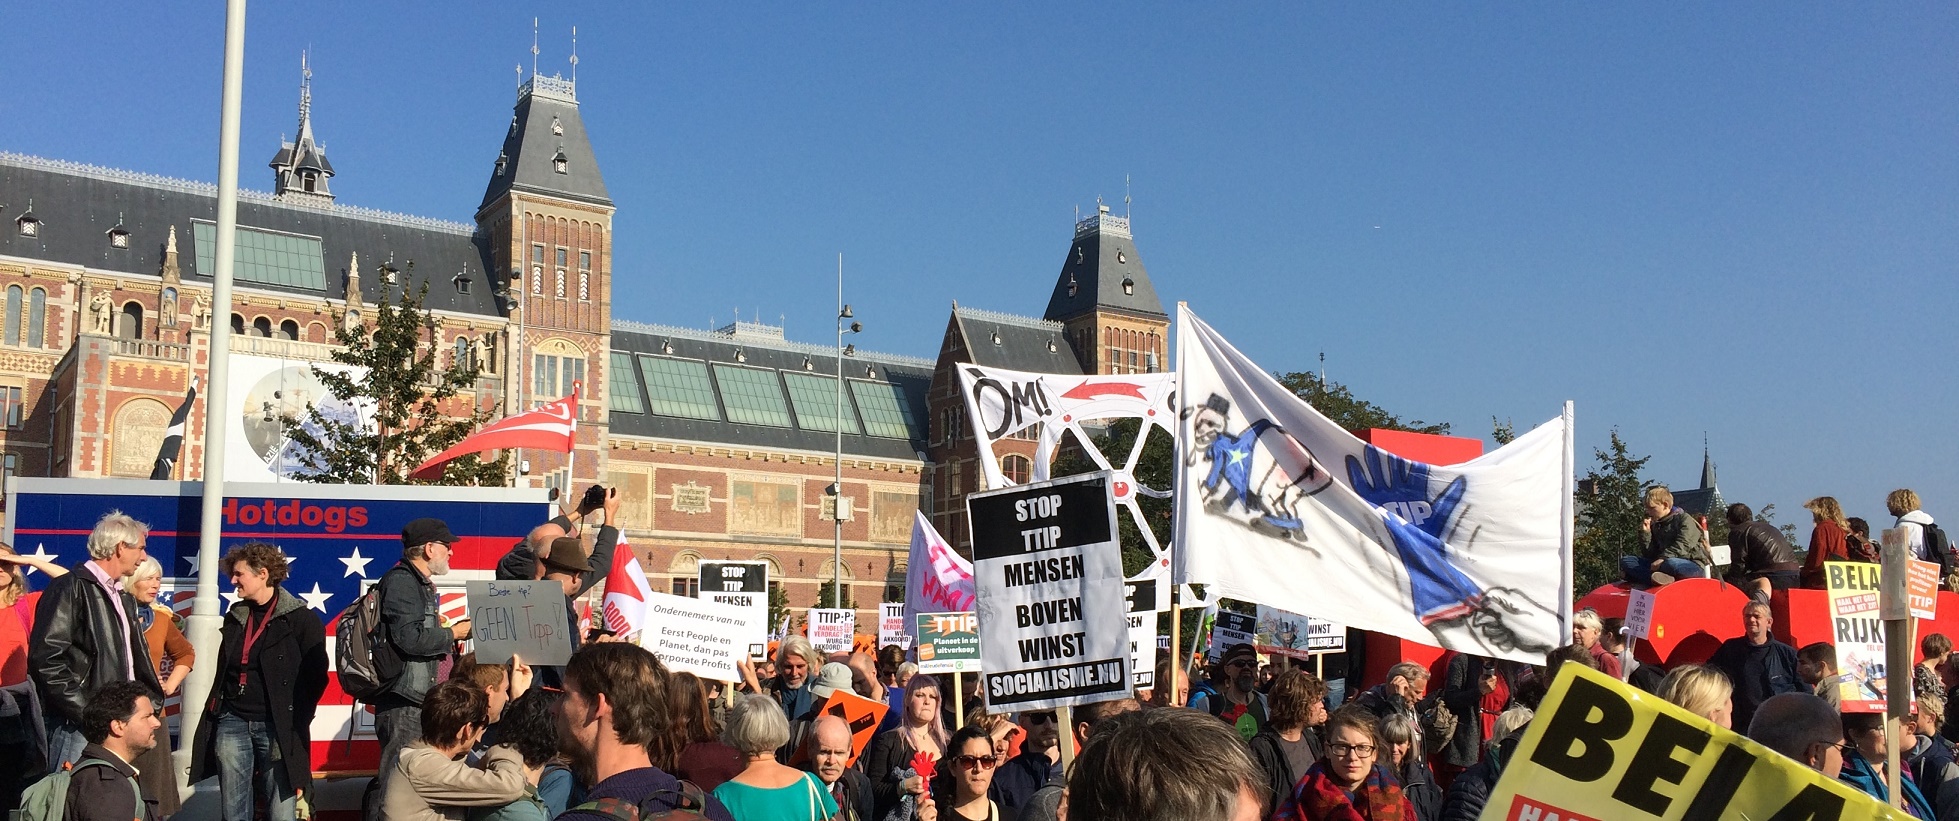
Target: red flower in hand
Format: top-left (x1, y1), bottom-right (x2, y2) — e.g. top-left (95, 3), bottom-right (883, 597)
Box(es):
top-left (910, 751), bottom-right (937, 782)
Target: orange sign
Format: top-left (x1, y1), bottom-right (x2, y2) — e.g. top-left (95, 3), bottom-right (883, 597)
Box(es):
top-left (812, 687), bottom-right (890, 767)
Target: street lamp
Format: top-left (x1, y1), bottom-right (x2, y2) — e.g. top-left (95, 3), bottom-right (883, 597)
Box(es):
top-left (832, 255), bottom-right (861, 610)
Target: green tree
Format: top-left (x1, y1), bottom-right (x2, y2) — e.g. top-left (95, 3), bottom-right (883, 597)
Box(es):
top-left (284, 272), bottom-right (507, 485)
top-left (1492, 417), bottom-right (1517, 446)
top-left (767, 583), bottom-right (789, 633)
top-left (1276, 374), bottom-right (1450, 435)
top-left (1573, 430), bottom-right (1653, 594)
top-left (818, 579), bottom-right (856, 609)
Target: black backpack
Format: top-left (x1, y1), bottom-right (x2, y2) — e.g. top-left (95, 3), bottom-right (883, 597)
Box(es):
top-left (1925, 521), bottom-right (1956, 590)
top-left (334, 577), bottom-right (401, 701)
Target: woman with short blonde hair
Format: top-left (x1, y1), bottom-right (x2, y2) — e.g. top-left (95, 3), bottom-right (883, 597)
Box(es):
top-left (1656, 664), bottom-right (1734, 729)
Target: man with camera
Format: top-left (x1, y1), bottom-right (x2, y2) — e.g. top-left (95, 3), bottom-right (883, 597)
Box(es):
top-left (495, 484), bottom-right (620, 686)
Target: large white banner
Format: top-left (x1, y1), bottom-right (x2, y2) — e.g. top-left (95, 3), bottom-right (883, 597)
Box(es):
top-left (226, 352), bottom-right (374, 482)
top-left (1174, 306), bottom-right (1572, 662)
top-left (902, 511), bottom-right (975, 641)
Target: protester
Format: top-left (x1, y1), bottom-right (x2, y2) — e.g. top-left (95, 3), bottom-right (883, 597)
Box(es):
top-left (1847, 517), bottom-right (1882, 563)
top-left (378, 678), bottom-right (527, 821)
top-left (471, 689), bottom-right (573, 820)
top-left (1903, 691), bottom-right (1959, 821)
top-left (1799, 498), bottom-right (1851, 589)
top-left (1380, 713), bottom-right (1443, 821)
top-left (749, 637), bottom-right (825, 723)
top-left (787, 661), bottom-right (855, 756)
top-left (673, 670), bottom-right (743, 790)
top-left (1148, 654), bottom-right (1189, 709)
top-left (67, 680), bottom-right (162, 821)
top-left (95, 555), bottom-right (181, 816)
top-left (367, 517), bottom-right (474, 821)
top-left (930, 724), bottom-right (1012, 821)
top-left (1250, 668), bottom-right (1328, 809)
top-left (1568, 610), bottom-right (1622, 679)
top-left (1019, 697), bottom-right (1138, 821)
top-left (993, 708), bottom-right (1061, 813)
top-left (1060, 707), bottom-right (1263, 821)
top-left (1190, 643), bottom-right (1269, 736)
top-left (495, 488), bottom-right (620, 686)
top-left (554, 643), bottom-right (736, 820)
top-left (1545, 644), bottom-right (1597, 673)
top-left (1839, 711), bottom-right (1935, 818)
top-left (711, 694), bottom-right (839, 821)
top-left (1438, 706), bottom-right (1532, 821)
top-left (1654, 664), bottom-right (1734, 729)
top-left (964, 707), bottom-right (1022, 766)
top-left (1725, 503), bottom-right (1801, 599)
top-left (1598, 619), bottom-right (1662, 692)
top-left (1796, 642), bottom-right (1842, 710)
top-left (1621, 487), bottom-right (1707, 586)
top-left (1435, 655), bottom-right (1511, 785)
top-left (1919, 634), bottom-right (1952, 705)
top-left (0, 544), bottom-right (61, 814)
top-left (1354, 661), bottom-right (1429, 729)
top-left (1708, 601), bottom-right (1801, 731)
top-left (29, 511), bottom-right (161, 772)
top-left (866, 674), bottom-right (950, 820)
top-left (1889, 489), bottom-right (1938, 563)
top-left (804, 715), bottom-right (883, 821)
top-left (1273, 706), bottom-right (1418, 821)
top-left (1745, 693), bottom-right (1843, 778)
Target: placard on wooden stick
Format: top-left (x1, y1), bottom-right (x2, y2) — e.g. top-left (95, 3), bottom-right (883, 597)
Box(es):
top-left (467, 580), bottom-right (572, 666)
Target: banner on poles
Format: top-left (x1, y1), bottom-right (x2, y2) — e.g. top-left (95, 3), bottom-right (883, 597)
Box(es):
top-left (699, 560), bottom-right (770, 660)
top-left (1825, 561), bottom-right (1887, 713)
top-left (969, 473), bottom-right (1132, 712)
top-left (916, 612), bottom-right (981, 674)
top-left (1481, 663), bottom-right (1904, 820)
top-left (903, 511), bottom-right (976, 643)
top-left (808, 608), bottom-right (857, 655)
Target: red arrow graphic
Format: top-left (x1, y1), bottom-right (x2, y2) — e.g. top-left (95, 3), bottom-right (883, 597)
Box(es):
top-left (1060, 381), bottom-right (1146, 400)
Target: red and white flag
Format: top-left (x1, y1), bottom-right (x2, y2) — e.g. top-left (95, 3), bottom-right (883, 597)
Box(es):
top-left (411, 382), bottom-right (580, 479)
top-left (602, 534), bottom-right (653, 638)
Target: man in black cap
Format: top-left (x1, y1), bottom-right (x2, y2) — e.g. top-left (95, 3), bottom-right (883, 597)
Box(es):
top-left (497, 487), bottom-right (619, 687)
top-left (362, 517), bottom-right (473, 821)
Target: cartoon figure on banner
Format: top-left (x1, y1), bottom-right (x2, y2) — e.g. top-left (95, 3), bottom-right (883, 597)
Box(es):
top-left (1185, 394), bottom-right (1328, 542)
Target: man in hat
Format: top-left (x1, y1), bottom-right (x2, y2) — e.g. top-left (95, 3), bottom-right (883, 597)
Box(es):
top-left (500, 488), bottom-right (620, 688)
top-left (1189, 643), bottom-right (1268, 737)
top-left (364, 517), bottom-right (474, 821)
top-left (782, 662), bottom-right (856, 761)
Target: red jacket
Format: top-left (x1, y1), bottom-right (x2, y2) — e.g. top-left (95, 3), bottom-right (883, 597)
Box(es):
top-left (1801, 520), bottom-right (1848, 588)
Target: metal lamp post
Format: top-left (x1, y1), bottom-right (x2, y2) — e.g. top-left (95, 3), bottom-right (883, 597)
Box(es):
top-left (831, 255), bottom-right (860, 609)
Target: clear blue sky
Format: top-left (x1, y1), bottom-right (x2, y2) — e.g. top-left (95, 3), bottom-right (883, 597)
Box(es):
top-left (4, 3), bottom-right (1954, 531)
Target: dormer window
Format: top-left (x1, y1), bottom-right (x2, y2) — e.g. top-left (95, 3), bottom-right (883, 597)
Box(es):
top-left (381, 265), bottom-right (399, 286)
top-left (302, 172), bottom-right (317, 193)
top-left (495, 152), bottom-right (508, 177)
top-left (1117, 250), bottom-right (1127, 264)
top-left (1047, 339), bottom-right (1058, 353)
top-left (1122, 276), bottom-right (1135, 296)
top-left (553, 148), bottom-right (569, 174)
top-left (108, 227), bottom-right (129, 249)
top-left (16, 215), bottom-right (38, 238)
top-left (991, 331), bottom-right (1002, 346)
top-left (454, 273), bottom-right (472, 294)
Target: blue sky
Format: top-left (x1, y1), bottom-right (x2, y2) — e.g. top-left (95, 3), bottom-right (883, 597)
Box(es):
top-left (3, 3), bottom-right (1953, 532)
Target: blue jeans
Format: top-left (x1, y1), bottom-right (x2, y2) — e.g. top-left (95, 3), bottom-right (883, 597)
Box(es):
top-left (215, 713), bottom-right (296, 821)
top-left (43, 716), bottom-right (86, 774)
top-left (1323, 678), bottom-right (1347, 711)
top-left (1621, 556), bottom-right (1704, 585)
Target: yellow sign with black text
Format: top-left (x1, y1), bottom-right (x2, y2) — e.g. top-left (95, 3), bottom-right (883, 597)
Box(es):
top-left (1480, 664), bottom-right (1906, 820)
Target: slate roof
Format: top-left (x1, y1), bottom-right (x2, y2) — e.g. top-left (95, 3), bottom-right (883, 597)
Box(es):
top-left (1042, 210), bottom-right (1166, 323)
top-left (608, 319), bottom-right (933, 462)
top-left (946, 306), bottom-right (1084, 375)
top-left (0, 152), bottom-right (501, 317)
top-left (479, 77), bottom-right (611, 212)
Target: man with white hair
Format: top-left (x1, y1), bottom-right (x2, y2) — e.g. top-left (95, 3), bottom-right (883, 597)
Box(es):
top-left (28, 510), bottom-right (161, 772)
top-left (1569, 609), bottom-right (1622, 678)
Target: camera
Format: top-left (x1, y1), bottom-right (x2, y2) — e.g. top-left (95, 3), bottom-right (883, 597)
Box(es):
top-left (579, 484), bottom-right (609, 514)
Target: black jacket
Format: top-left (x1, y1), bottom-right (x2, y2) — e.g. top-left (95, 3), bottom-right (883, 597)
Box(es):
top-left (1400, 759), bottom-right (1445, 821)
top-left (376, 560), bottom-right (453, 705)
top-left (1247, 727), bottom-right (1319, 811)
top-left (864, 728), bottom-right (921, 820)
top-left (188, 586), bottom-right (329, 794)
top-left (67, 743), bottom-right (154, 821)
top-left (496, 520), bottom-right (618, 680)
top-left (28, 563), bottom-right (163, 723)
top-left (1440, 736), bottom-right (1517, 821)
top-left (1724, 520), bottom-right (1799, 581)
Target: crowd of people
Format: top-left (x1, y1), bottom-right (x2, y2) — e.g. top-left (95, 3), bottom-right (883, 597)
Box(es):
top-left (1621, 487), bottom-right (1936, 598)
top-left (0, 484), bottom-right (1940, 820)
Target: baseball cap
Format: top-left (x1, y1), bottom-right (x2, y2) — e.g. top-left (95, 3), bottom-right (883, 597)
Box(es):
top-left (810, 662), bottom-right (854, 699)
top-left (540, 536), bottom-right (592, 574)
top-left (402, 518), bottom-right (457, 548)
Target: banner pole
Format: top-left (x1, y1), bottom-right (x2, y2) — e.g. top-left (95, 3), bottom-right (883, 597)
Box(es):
top-left (953, 674), bottom-right (965, 729)
top-left (1057, 705), bottom-right (1076, 771)
top-left (1169, 586), bottom-right (1182, 704)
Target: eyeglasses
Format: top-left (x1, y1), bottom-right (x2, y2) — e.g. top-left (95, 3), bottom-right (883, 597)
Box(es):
top-left (1327, 743), bottom-right (1377, 758)
top-left (1025, 711), bottom-right (1057, 725)
top-left (1225, 659), bottom-right (1253, 669)
top-left (953, 755), bottom-right (998, 770)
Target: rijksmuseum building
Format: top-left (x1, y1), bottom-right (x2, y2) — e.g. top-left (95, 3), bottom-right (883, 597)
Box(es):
top-left (0, 69), bottom-right (1168, 620)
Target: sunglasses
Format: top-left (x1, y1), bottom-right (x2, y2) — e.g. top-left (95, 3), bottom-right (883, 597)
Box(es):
top-left (953, 754), bottom-right (998, 770)
top-left (1025, 712), bottom-right (1057, 725)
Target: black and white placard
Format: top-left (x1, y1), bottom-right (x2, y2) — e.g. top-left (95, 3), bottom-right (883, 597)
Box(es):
top-left (969, 472), bottom-right (1132, 712)
top-left (699, 560), bottom-right (770, 659)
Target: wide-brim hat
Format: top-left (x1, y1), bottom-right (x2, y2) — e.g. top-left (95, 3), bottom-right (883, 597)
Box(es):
top-left (540, 536), bottom-right (591, 574)
top-left (810, 662), bottom-right (855, 698)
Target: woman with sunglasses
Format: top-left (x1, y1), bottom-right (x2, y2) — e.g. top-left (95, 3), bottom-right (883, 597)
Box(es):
top-left (1273, 706), bottom-right (1416, 821)
top-left (932, 725), bottom-right (1015, 821)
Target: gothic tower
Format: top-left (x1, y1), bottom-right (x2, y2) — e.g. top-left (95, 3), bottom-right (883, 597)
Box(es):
top-left (269, 54), bottom-right (335, 205)
top-left (477, 67), bottom-right (614, 491)
top-left (1043, 204), bottom-right (1168, 374)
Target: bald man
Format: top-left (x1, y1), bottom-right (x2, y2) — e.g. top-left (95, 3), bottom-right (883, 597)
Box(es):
top-left (803, 715), bottom-right (878, 821)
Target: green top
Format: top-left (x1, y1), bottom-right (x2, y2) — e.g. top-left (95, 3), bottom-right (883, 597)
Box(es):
top-left (710, 772), bottom-right (840, 821)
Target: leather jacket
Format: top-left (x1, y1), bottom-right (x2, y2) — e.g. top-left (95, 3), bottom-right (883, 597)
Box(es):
top-left (28, 563), bottom-right (163, 723)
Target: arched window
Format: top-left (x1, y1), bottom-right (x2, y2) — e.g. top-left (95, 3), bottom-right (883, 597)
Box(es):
top-left (455, 336), bottom-right (472, 369)
top-left (118, 302), bottom-right (143, 340)
top-left (231, 314), bottom-right (246, 336)
top-left (252, 316), bottom-right (272, 338)
top-left (307, 321), bottom-right (328, 343)
top-left (110, 398), bottom-right (171, 478)
top-left (27, 288), bottom-right (44, 348)
top-left (1001, 454), bottom-right (1033, 485)
top-left (279, 319), bottom-right (300, 340)
top-left (4, 286), bottom-right (19, 346)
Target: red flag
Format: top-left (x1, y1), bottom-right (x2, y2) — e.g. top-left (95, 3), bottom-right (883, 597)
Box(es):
top-left (410, 382), bottom-right (579, 479)
top-left (602, 534), bottom-right (652, 637)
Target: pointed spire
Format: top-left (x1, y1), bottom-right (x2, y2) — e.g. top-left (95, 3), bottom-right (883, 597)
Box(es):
top-left (1699, 438), bottom-right (1716, 490)
top-left (165, 224), bottom-right (177, 255)
top-left (270, 51), bottom-right (334, 202)
top-left (159, 225), bottom-right (181, 284)
top-left (297, 50), bottom-right (315, 145)
top-left (570, 25), bottom-right (579, 89)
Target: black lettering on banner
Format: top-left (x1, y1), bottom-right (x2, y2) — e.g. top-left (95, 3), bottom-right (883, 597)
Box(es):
top-left (1014, 597), bottom-right (1083, 628)
top-left (1530, 676), bottom-right (1636, 782)
top-left (1762, 785), bottom-right (1847, 821)
top-left (1610, 712), bottom-right (1710, 815)
top-left (1679, 743), bottom-right (1756, 821)
top-left (967, 368), bottom-right (1051, 441)
top-left (1125, 580), bottom-right (1157, 613)
top-left (967, 478), bottom-right (1114, 562)
top-left (1002, 555), bottom-right (1086, 588)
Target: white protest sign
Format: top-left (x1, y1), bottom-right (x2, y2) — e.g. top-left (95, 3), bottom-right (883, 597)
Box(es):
top-left (1209, 611), bottom-right (1256, 662)
top-left (879, 603), bottom-right (912, 650)
top-left (1625, 588), bottom-right (1657, 641)
top-left (969, 472), bottom-right (1132, 712)
top-left (1304, 618), bottom-right (1346, 653)
top-left (1254, 606), bottom-right (1345, 658)
top-left (639, 591), bottom-right (759, 683)
top-left (808, 608), bottom-right (857, 655)
top-left (467, 580), bottom-right (572, 666)
top-left (1125, 576), bottom-right (1165, 689)
top-left (699, 560), bottom-right (770, 659)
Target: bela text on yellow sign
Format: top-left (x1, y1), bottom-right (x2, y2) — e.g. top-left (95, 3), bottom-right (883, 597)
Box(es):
top-left (1480, 663), bottom-right (1907, 821)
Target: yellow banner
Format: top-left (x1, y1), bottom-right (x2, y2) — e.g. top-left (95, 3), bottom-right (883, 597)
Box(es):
top-left (1480, 663), bottom-right (1906, 820)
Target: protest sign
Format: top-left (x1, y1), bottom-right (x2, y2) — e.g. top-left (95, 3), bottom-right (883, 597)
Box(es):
top-left (638, 591), bottom-right (758, 682)
top-left (699, 560), bottom-right (770, 659)
top-left (917, 612), bottom-right (981, 674)
top-left (1125, 576), bottom-right (1166, 688)
top-left (1908, 560), bottom-right (1940, 621)
top-left (969, 473), bottom-right (1132, 712)
top-left (1209, 610), bottom-right (1256, 661)
top-left (466, 580), bottom-right (572, 666)
top-left (1252, 606), bottom-right (1343, 658)
top-left (808, 608), bottom-right (856, 655)
top-left (1481, 663), bottom-right (1904, 821)
top-left (879, 602), bottom-right (912, 650)
top-left (811, 688), bottom-right (889, 766)
top-left (1825, 561), bottom-right (1887, 713)
top-left (1624, 588), bottom-right (1657, 641)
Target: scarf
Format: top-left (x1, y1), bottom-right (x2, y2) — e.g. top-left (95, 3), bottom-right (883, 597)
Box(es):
top-left (1280, 762), bottom-right (1410, 821)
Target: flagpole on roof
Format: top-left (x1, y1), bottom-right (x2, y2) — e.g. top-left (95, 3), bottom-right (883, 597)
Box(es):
top-left (177, 0), bottom-right (247, 801)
